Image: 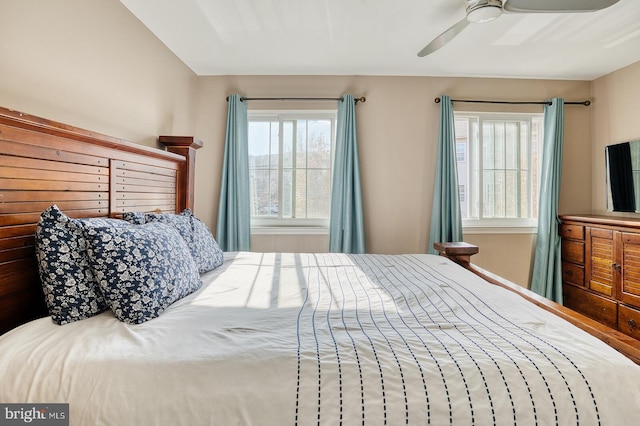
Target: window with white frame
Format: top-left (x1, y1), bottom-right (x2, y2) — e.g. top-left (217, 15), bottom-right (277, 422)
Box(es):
top-left (248, 110), bottom-right (336, 231)
top-left (454, 112), bottom-right (544, 231)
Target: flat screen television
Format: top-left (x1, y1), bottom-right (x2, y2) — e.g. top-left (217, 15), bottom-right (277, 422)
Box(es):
top-left (606, 140), bottom-right (640, 212)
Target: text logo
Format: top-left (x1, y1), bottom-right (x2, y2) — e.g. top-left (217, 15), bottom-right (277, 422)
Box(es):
top-left (0, 404), bottom-right (68, 426)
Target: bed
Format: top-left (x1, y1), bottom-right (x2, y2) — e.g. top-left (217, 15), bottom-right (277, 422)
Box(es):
top-left (1, 107), bottom-right (640, 425)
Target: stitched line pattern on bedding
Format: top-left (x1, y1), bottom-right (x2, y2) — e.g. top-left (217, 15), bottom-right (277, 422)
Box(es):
top-left (293, 254), bottom-right (601, 426)
top-left (410, 255), bottom-right (600, 425)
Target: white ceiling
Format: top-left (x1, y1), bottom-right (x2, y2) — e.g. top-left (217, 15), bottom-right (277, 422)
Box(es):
top-left (120, 0), bottom-right (640, 80)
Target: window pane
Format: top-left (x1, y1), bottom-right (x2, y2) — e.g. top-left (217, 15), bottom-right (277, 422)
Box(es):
top-left (295, 169), bottom-right (306, 218)
top-left (308, 120), bottom-right (332, 169)
top-left (249, 121), bottom-right (271, 168)
top-left (471, 119), bottom-right (480, 220)
top-left (307, 170), bottom-right (331, 218)
top-left (505, 122), bottom-right (518, 170)
top-left (456, 143), bottom-right (466, 162)
top-left (283, 121), bottom-right (293, 169)
top-left (483, 123), bottom-right (495, 169)
top-left (520, 122), bottom-right (530, 170)
top-left (270, 123), bottom-right (279, 169)
top-left (269, 171), bottom-right (279, 216)
top-left (296, 120), bottom-right (307, 169)
top-left (495, 170), bottom-right (505, 217)
top-left (251, 169), bottom-right (271, 216)
top-left (282, 169), bottom-right (292, 218)
top-left (520, 171), bottom-right (530, 218)
top-left (531, 118), bottom-right (541, 219)
top-left (455, 118), bottom-right (469, 219)
top-left (505, 170), bottom-right (517, 218)
top-left (495, 122), bottom-right (505, 169)
top-left (483, 170), bottom-right (494, 217)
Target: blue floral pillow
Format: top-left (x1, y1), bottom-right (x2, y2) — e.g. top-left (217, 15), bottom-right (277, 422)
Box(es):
top-left (143, 211), bottom-right (193, 246)
top-left (35, 205), bottom-right (131, 325)
top-left (121, 211), bottom-right (146, 225)
top-left (129, 209), bottom-right (224, 273)
top-left (83, 222), bottom-right (202, 324)
top-left (180, 209), bottom-right (224, 272)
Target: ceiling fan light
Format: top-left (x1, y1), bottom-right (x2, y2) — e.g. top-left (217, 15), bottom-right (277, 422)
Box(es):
top-left (467, 1), bottom-right (503, 23)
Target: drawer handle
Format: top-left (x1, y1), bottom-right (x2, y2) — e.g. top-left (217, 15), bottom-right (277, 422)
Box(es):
top-left (612, 263), bottom-right (622, 272)
top-left (565, 269), bottom-right (573, 277)
top-left (629, 319), bottom-right (637, 331)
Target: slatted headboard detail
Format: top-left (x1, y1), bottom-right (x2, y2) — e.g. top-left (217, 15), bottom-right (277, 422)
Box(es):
top-left (0, 107), bottom-right (199, 334)
top-left (110, 160), bottom-right (178, 215)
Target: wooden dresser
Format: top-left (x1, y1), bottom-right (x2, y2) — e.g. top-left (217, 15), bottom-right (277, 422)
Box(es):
top-left (560, 215), bottom-right (640, 341)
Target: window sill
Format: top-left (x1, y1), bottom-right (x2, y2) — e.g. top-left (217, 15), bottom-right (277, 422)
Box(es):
top-left (463, 226), bottom-right (538, 235)
top-left (251, 226), bottom-right (329, 236)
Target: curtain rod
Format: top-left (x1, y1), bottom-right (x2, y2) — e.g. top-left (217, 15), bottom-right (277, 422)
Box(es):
top-left (433, 97), bottom-right (590, 106)
top-left (225, 96), bottom-right (366, 103)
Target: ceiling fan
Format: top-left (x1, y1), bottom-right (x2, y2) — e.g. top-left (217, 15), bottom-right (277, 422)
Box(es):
top-left (417, 0), bottom-right (620, 57)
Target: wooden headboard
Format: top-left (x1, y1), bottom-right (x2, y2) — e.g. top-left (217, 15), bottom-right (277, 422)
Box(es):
top-left (0, 106), bottom-right (201, 334)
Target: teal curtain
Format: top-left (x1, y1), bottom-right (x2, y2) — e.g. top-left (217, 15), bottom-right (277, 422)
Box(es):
top-left (427, 95), bottom-right (463, 254)
top-left (531, 98), bottom-right (565, 302)
top-left (329, 94), bottom-right (365, 253)
top-left (216, 94), bottom-right (251, 251)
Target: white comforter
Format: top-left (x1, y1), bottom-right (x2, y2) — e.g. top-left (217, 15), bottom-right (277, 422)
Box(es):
top-left (1, 253), bottom-right (639, 425)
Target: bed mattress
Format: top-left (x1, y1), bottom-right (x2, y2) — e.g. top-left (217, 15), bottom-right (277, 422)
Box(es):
top-left (1, 252), bottom-right (639, 425)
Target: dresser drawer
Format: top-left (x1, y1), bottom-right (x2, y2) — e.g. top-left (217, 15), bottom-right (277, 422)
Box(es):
top-left (563, 284), bottom-right (617, 329)
top-left (562, 261), bottom-right (584, 286)
top-left (560, 224), bottom-right (584, 240)
top-left (619, 304), bottom-right (640, 340)
top-left (561, 240), bottom-right (585, 264)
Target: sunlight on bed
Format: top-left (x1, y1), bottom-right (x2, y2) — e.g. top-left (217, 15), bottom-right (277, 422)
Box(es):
top-left (187, 252), bottom-right (398, 311)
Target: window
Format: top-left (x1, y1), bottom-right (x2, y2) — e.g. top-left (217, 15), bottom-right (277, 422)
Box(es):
top-left (248, 110), bottom-right (336, 232)
top-left (454, 112), bottom-right (544, 232)
top-left (456, 142), bottom-right (466, 162)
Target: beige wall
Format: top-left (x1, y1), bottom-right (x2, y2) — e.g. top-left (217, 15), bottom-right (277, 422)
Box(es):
top-left (251, 234), bottom-right (330, 253)
top-left (0, 0), bottom-right (600, 288)
top-left (0, 0), bottom-right (197, 148)
top-left (192, 76), bottom-right (592, 286)
top-left (591, 61), bottom-right (640, 214)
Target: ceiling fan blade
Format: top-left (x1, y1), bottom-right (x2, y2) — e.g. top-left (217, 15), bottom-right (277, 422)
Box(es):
top-left (504, 0), bottom-right (619, 13)
top-left (417, 18), bottom-right (470, 57)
